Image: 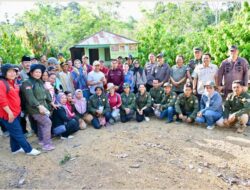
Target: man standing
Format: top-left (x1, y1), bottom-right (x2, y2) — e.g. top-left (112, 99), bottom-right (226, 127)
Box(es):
top-left (20, 55), bottom-right (31, 82)
top-left (125, 54), bottom-right (134, 70)
top-left (58, 62), bottom-right (75, 93)
top-left (144, 53), bottom-right (156, 91)
top-left (87, 61), bottom-right (106, 95)
top-left (216, 80), bottom-right (250, 133)
top-left (151, 53), bottom-right (171, 87)
top-left (192, 53), bottom-right (218, 100)
top-left (117, 56), bottom-right (123, 70)
top-left (217, 45), bottom-right (249, 97)
top-left (82, 55), bottom-right (92, 73)
top-left (175, 83), bottom-right (199, 123)
top-left (187, 47), bottom-right (203, 81)
top-left (170, 55), bottom-right (188, 94)
top-left (107, 59), bottom-right (124, 93)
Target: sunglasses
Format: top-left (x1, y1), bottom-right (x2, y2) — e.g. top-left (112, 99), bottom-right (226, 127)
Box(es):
top-left (205, 86), bottom-right (213, 89)
top-left (230, 49), bottom-right (236, 52)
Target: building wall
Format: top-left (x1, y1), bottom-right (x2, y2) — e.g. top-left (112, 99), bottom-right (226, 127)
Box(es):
top-left (84, 47), bottom-right (111, 67)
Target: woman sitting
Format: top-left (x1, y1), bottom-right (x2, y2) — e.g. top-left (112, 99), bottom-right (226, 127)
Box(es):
top-left (135, 84), bottom-right (153, 122)
top-left (73, 89), bottom-right (93, 129)
top-left (107, 83), bottom-right (122, 124)
top-left (52, 93), bottom-right (80, 139)
top-left (88, 86), bottom-right (112, 129)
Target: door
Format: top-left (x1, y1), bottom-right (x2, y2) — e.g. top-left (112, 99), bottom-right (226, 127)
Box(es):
top-left (89, 49), bottom-right (99, 65)
top-left (70, 47), bottom-right (84, 62)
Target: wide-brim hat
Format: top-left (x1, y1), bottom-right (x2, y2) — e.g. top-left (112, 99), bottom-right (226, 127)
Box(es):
top-left (29, 64), bottom-right (46, 74)
top-left (1, 63), bottom-right (19, 77)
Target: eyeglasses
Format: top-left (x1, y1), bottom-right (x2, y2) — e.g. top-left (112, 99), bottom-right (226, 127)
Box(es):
top-left (230, 50), bottom-right (236, 52)
top-left (205, 86), bottom-right (213, 89)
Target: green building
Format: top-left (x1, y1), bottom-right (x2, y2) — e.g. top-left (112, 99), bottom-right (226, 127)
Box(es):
top-left (70, 30), bottom-right (139, 66)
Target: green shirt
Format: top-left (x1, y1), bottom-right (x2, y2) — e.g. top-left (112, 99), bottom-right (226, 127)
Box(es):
top-left (150, 87), bottom-right (164, 104)
top-left (135, 92), bottom-right (152, 110)
top-left (224, 92), bottom-right (250, 118)
top-left (21, 77), bottom-right (52, 114)
top-left (120, 92), bottom-right (136, 111)
top-left (88, 93), bottom-right (111, 116)
top-left (175, 93), bottom-right (199, 119)
top-left (161, 91), bottom-right (177, 110)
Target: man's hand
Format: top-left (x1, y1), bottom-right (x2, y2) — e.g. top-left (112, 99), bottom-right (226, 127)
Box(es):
top-left (186, 117), bottom-right (192, 123)
top-left (125, 108), bottom-right (130, 114)
top-left (96, 110), bottom-right (102, 115)
top-left (197, 112), bottom-right (202, 117)
top-left (8, 111), bottom-right (15, 123)
top-left (179, 114), bottom-right (184, 120)
top-left (193, 89), bottom-right (197, 95)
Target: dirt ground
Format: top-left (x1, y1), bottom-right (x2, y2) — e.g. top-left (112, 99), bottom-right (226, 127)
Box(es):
top-left (0, 119), bottom-right (250, 190)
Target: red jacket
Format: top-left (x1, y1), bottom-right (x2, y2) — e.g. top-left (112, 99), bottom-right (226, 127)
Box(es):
top-left (0, 80), bottom-right (21, 120)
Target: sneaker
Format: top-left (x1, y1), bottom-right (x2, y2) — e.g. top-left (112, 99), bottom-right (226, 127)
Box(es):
top-left (3, 131), bottom-right (9, 137)
top-left (237, 125), bottom-right (247, 133)
top-left (42, 144), bottom-right (55, 151)
top-left (207, 125), bottom-right (215, 130)
top-left (12, 148), bottom-right (25, 154)
top-left (61, 135), bottom-right (74, 140)
top-left (27, 148), bottom-right (41, 156)
top-left (38, 141), bottom-right (44, 146)
top-left (145, 117), bottom-right (150, 122)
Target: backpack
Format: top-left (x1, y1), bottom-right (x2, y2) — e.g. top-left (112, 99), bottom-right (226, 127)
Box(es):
top-left (0, 78), bottom-right (10, 93)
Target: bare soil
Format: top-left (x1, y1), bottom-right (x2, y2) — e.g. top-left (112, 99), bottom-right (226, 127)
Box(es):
top-left (0, 119), bottom-right (250, 190)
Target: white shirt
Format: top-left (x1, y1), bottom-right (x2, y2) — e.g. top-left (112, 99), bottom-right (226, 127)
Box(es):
top-left (192, 63), bottom-right (218, 94)
top-left (87, 70), bottom-right (105, 94)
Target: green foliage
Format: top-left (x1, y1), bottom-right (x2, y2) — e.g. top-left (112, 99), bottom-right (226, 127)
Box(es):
top-left (0, 1), bottom-right (249, 66)
top-left (137, 1), bottom-right (250, 66)
top-left (0, 29), bottom-right (30, 64)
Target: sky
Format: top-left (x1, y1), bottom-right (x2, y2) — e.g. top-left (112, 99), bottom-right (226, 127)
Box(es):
top-left (0, 1), bottom-right (155, 23)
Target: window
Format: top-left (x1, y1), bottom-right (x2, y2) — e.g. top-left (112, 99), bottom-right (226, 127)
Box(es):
top-left (105, 47), bottom-right (111, 61)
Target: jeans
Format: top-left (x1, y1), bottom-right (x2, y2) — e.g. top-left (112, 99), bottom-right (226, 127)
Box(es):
top-left (160, 106), bottom-right (175, 122)
top-left (136, 107), bottom-right (153, 122)
top-left (195, 110), bottom-right (222, 126)
top-left (91, 112), bottom-right (112, 129)
top-left (0, 117), bottom-right (32, 153)
top-left (120, 110), bottom-right (135, 123)
top-left (61, 118), bottom-right (80, 137)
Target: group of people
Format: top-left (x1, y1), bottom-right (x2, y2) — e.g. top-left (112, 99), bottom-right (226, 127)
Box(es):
top-left (0, 45), bottom-right (249, 156)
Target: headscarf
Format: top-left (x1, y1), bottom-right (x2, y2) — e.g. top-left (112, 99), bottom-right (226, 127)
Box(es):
top-left (73, 89), bottom-right (87, 114)
top-left (56, 92), bottom-right (75, 118)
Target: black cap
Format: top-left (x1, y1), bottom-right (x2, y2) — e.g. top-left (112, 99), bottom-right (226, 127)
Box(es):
top-left (156, 53), bottom-right (164, 58)
top-left (21, 55), bottom-right (31, 62)
top-left (125, 54), bottom-right (133, 60)
top-left (29, 64), bottom-right (46, 74)
top-left (193, 47), bottom-right (202, 52)
top-left (230, 45), bottom-right (238, 50)
top-left (184, 83), bottom-right (193, 89)
top-left (47, 66), bottom-right (56, 72)
top-left (1, 64), bottom-right (19, 78)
